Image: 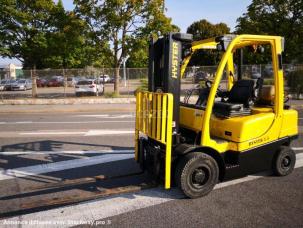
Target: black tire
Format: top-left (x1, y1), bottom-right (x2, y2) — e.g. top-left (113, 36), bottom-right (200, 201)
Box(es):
top-left (175, 152), bottom-right (219, 198)
top-left (273, 146), bottom-right (296, 176)
top-left (75, 92), bottom-right (80, 97)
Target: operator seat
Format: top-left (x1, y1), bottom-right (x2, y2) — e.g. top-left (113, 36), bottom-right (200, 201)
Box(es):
top-left (213, 79), bottom-right (262, 118)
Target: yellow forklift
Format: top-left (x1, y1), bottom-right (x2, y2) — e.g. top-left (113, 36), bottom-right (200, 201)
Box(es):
top-left (135, 33), bottom-right (298, 198)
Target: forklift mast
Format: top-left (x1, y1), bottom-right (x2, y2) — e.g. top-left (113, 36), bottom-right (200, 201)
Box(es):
top-left (148, 33), bottom-right (193, 138)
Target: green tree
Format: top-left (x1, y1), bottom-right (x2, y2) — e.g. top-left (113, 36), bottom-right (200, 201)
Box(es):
top-left (186, 19), bottom-right (230, 66)
top-left (0, 0), bottom-right (56, 69)
top-left (127, 3), bottom-right (180, 68)
top-left (236, 0), bottom-right (303, 63)
top-left (75, 0), bottom-right (177, 95)
top-left (45, 0), bottom-right (112, 68)
top-left (45, 0), bottom-right (85, 68)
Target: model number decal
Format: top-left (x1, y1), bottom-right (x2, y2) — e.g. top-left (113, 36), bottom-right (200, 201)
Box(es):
top-left (195, 110), bottom-right (203, 117)
top-left (248, 136), bottom-right (270, 147)
top-left (172, 42), bottom-right (179, 78)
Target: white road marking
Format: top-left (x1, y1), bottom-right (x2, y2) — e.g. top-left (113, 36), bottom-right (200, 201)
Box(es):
top-left (0, 150), bottom-right (134, 155)
top-left (19, 132), bottom-right (86, 135)
top-left (76, 114), bottom-right (134, 119)
top-left (84, 129), bottom-right (134, 136)
top-left (295, 152), bottom-right (303, 159)
top-left (17, 129), bottom-right (133, 136)
top-left (0, 153), bottom-right (134, 181)
top-left (76, 114), bottom-right (110, 117)
top-left (0, 120), bottom-right (134, 124)
top-left (2, 154), bottom-right (303, 228)
top-left (292, 147), bottom-right (303, 151)
top-left (15, 121), bottom-right (33, 124)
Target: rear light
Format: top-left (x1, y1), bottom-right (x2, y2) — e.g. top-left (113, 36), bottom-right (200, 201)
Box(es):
top-left (89, 85), bottom-right (95, 88)
top-left (75, 86), bottom-right (79, 88)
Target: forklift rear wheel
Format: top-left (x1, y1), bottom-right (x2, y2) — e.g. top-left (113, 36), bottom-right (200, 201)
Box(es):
top-left (273, 146), bottom-right (296, 176)
top-left (175, 152), bottom-right (219, 198)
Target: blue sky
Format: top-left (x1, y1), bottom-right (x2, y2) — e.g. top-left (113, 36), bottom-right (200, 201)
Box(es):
top-left (60, 0), bottom-right (252, 32)
top-left (165, 0), bottom-right (252, 32)
top-left (1, 0), bottom-right (252, 65)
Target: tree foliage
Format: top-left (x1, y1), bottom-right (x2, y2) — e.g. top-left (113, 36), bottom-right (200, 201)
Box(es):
top-left (74, 0), bottom-right (177, 94)
top-left (0, 0), bottom-right (56, 68)
top-left (0, 0), bottom-right (112, 69)
top-left (186, 19), bottom-right (230, 66)
top-left (236, 0), bottom-right (303, 63)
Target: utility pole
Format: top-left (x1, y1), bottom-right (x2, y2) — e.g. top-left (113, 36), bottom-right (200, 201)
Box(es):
top-left (31, 65), bottom-right (37, 98)
top-left (122, 56), bottom-right (130, 87)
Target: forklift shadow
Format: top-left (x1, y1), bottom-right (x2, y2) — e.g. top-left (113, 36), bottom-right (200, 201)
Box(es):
top-left (94, 185), bottom-right (185, 203)
top-left (0, 139), bottom-right (136, 189)
top-left (0, 139), bottom-right (186, 218)
top-left (0, 139), bottom-right (132, 153)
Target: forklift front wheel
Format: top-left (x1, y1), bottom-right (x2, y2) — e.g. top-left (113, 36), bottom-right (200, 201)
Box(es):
top-left (273, 146), bottom-right (296, 176)
top-left (175, 152), bottom-right (219, 198)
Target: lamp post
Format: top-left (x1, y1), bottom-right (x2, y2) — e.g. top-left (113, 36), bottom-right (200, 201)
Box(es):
top-left (122, 55), bottom-right (130, 87)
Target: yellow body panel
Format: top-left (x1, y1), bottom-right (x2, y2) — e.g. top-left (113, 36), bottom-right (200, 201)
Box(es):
top-left (210, 113), bottom-right (274, 143)
top-left (251, 107), bottom-right (273, 114)
top-left (179, 106), bottom-right (204, 132)
top-left (279, 109), bottom-right (298, 138)
top-left (180, 105), bottom-right (298, 152)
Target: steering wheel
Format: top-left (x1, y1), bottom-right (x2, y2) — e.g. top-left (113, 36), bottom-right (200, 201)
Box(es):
top-left (205, 80), bottom-right (223, 95)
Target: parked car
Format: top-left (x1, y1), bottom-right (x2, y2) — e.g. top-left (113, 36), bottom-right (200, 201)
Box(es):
top-left (11, 79), bottom-right (32, 91)
top-left (36, 78), bottom-right (48, 87)
top-left (75, 79), bottom-right (104, 96)
top-left (263, 65), bottom-right (273, 78)
top-left (251, 68), bottom-right (262, 79)
top-left (3, 79), bottom-right (17, 91)
top-left (47, 76), bottom-right (64, 87)
top-left (110, 76), bottom-right (121, 83)
top-left (284, 65), bottom-right (296, 76)
top-left (67, 77), bottom-right (77, 87)
top-left (74, 76), bottom-right (86, 84)
top-left (99, 75), bottom-right (111, 83)
top-left (0, 80), bottom-right (8, 91)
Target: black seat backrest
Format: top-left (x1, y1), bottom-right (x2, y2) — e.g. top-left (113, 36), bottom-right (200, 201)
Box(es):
top-left (228, 79), bottom-right (255, 106)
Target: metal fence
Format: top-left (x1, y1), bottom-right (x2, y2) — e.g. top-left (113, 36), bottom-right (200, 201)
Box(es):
top-left (0, 64), bottom-right (302, 99)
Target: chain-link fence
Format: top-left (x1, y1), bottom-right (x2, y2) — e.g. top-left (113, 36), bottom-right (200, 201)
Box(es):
top-left (0, 68), bottom-right (148, 99)
top-left (0, 65), bottom-right (302, 99)
top-left (181, 64), bottom-right (303, 95)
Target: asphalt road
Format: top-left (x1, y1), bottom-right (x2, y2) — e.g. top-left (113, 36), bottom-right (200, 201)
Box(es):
top-left (0, 109), bottom-right (302, 227)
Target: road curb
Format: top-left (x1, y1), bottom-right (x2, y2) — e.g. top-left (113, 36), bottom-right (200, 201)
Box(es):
top-left (0, 97), bottom-right (136, 105)
top-left (0, 98), bottom-right (302, 114)
top-left (290, 104), bottom-right (303, 110)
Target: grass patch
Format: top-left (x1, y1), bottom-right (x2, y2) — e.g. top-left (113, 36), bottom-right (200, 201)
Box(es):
top-left (134, 78), bottom-right (148, 95)
top-left (103, 92), bottom-right (120, 98)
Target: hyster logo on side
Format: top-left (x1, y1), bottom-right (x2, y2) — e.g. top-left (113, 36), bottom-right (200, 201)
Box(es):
top-left (171, 42), bottom-right (179, 78)
top-left (248, 136), bottom-right (270, 147)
